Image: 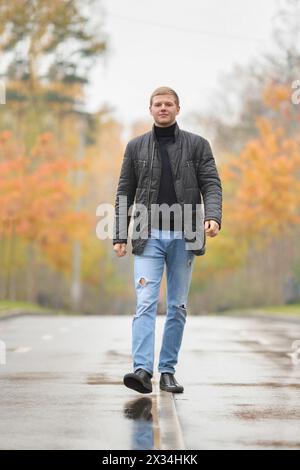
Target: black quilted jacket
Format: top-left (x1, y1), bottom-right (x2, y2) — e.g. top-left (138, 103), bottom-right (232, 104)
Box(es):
top-left (113, 121), bottom-right (222, 256)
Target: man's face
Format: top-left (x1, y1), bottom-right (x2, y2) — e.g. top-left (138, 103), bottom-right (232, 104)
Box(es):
top-left (149, 94), bottom-right (180, 127)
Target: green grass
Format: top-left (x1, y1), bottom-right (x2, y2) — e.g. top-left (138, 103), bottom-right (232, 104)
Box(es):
top-left (223, 304), bottom-right (300, 317)
top-left (0, 300), bottom-right (81, 317)
top-left (256, 304), bottom-right (300, 315)
top-left (2, 300), bottom-right (300, 319)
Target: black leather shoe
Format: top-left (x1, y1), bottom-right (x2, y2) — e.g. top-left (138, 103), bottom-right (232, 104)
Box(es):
top-left (123, 369), bottom-right (153, 394)
top-left (160, 373), bottom-right (184, 393)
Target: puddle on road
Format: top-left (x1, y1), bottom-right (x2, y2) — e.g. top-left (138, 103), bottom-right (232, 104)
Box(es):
top-left (191, 349), bottom-right (289, 355)
top-left (2, 372), bottom-right (66, 381)
top-left (211, 382), bottom-right (300, 389)
top-left (123, 396), bottom-right (161, 450)
top-left (234, 407), bottom-right (300, 421)
top-left (106, 350), bottom-right (131, 359)
top-left (246, 440), bottom-right (300, 448)
top-left (124, 397), bottom-right (153, 421)
top-left (86, 373), bottom-right (123, 385)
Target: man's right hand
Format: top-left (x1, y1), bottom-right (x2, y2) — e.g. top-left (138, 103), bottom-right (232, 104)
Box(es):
top-left (113, 243), bottom-right (127, 257)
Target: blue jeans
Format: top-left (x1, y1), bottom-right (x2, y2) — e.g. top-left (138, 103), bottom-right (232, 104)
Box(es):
top-left (132, 228), bottom-right (195, 376)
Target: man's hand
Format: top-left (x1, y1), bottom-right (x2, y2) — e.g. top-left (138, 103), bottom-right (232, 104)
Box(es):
top-left (204, 220), bottom-right (219, 238)
top-left (113, 243), bottom-right (127, 257)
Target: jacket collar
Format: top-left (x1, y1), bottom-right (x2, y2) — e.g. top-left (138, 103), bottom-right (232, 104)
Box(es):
top-left (151, 120), bottom-right (181, 144)
top-left (150, 121), bottom-right (182, 177)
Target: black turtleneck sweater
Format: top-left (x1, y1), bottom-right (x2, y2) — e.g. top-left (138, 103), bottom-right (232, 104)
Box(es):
top-left (153, 122), bottom-right (183, 231)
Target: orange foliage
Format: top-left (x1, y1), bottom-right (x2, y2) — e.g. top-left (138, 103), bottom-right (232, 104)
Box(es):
top-left (0, 131), bottom-right (93, 270)
top-left (222, 116), bottom-right (300, 244)
top-left (263, 81), bottom-right (300, 121)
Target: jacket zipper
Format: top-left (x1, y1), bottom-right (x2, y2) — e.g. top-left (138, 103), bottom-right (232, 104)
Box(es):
top-left (147, 141), bottom-right (155, 211)
top-left (168, 147), bottom-right (185, 235)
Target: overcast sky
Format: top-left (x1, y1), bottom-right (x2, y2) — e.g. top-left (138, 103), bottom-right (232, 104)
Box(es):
top-left (86, 0), bottom-right (281, 134)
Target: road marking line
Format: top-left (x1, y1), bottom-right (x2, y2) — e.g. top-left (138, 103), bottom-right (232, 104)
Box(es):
top-left (150, 383), bottom-right (162, 450)
top-left (59, 327), bottom-right (69, 333)
top-left (14, 346), bottom-right (32, 353)
top-left (41, 334), bottom-right (53, 340)
top-left (155, 381), bottom-right (185, 450)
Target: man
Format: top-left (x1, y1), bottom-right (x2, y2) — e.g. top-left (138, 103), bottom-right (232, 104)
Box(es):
top-left (113, 86), bottom-right (222, 394)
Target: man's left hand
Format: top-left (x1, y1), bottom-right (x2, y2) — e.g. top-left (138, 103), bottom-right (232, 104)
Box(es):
top-left (204, 220), bottom-right (219, 237)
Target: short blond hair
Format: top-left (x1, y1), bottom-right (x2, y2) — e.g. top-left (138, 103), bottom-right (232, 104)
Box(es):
top-left (150, 86), bottom-right (179, 106)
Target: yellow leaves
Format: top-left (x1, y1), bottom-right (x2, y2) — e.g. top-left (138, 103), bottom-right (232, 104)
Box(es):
top-left (223, 116), bottom-right (300, 245)
top-left (0, 131), bottom-right (92, 256)
top-left (72, 159), bottom-right (90, 171)
top-left (262, 81), bottom-right (300, 122)
top-left (255, 117), bottom-right (285, 156)
top-left (263, 82), bottom-right (291, 111)
top-left (0, 130), bottom-right (13, 143)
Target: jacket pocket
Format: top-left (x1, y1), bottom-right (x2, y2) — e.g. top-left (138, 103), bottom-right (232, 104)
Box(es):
top-left (184, 160), bottom-right (198, 187)
top-left (134, 159), bottom-right (148, 181)
top-left (135, 159), bottom-right (148, 168)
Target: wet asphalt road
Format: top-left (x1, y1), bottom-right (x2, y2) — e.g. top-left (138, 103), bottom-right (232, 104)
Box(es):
top-left (0, 314), bottom-right (300, 450)
top-left (175, 316), bottom-right (300, 449)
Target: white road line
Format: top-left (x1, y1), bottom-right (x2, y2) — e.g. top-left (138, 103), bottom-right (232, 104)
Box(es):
top-left (59, 327), bottom-right (69, 333)
top-left (14, 346), bottom-right (32, 353)
top-left (41, 334), bottom-right (53, 340)
top-left (155, 382), bottom-right (186, 450)
top-left (257, 339), bottom-right (270, 345)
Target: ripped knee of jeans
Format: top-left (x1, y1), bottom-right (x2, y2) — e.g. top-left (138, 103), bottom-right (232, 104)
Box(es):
top-left (138, 277), bottom-right (147, 287)
top-left (176, 303), bottom-right (187, 318)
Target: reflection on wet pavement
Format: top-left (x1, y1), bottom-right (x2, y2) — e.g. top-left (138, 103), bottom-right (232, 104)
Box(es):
top-left (124, 397), bottom-right (154, 450)
top-left (174, 316), bottom-right (300, 449)
top-left (86, 373), bottom-right (123, 385)
top-left (1, 314), bottom-right (300, 449)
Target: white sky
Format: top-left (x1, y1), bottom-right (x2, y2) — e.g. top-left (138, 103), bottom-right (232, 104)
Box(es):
top-left (86, 0), bottom-right (281, 134)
